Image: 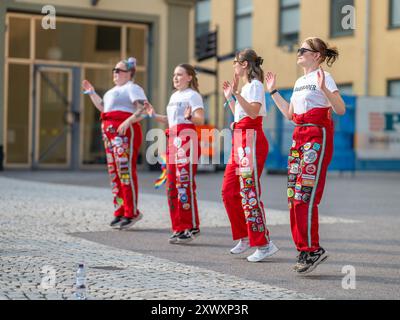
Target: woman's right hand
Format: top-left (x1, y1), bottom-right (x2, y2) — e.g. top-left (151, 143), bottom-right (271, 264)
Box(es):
top-left (223, 81), bottom-right (233, 100)
top-left (144, 101), bottom-right (156, 117)
top-left (82, 80), bottom-right (94, 92)
top-left (265, 72), bottom-right (277, 93)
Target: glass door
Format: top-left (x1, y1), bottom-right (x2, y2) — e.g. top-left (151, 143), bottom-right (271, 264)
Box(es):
top-left (34, 67), bottom-right (72, 168)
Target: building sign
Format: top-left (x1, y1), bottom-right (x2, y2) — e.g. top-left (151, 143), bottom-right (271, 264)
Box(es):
top-left (356, 97), bottom-right (400, 159)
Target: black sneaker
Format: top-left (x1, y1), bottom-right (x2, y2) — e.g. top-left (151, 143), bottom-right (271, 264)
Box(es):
top-left (169, 231), bottom-right (184, 244)
top-left (190, 228), bottom-right (200, 238)
top-left (119, 213), bottom-right (143, 230)
top-left (296, 248), bottom-right (329, 275)
top-left (110, 216), bottom-right (123, 228)
top-left (176, 229), bottom-right (194, 243)
top-left (293, 251), bottom-right (307, 271)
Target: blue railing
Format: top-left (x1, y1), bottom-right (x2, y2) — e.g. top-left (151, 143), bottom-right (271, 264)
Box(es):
top-left (264, 90), bottom-right (357, 172)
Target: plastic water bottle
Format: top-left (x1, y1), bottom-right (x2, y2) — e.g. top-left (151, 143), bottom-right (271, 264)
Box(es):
top-left (74, 264), bottom-right (87, 300)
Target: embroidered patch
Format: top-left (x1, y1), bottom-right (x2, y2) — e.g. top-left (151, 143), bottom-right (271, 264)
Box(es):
top-left (240, 157), bottom-right (250, 167)
top-left (305, 164), bottom-right (317, 175)
top-left (249, 198), bottom-right (257, 206)
top-left (302, 193), bottom-right (311, 203)
top-left (303, 142), bottom-right (312, 151)
top-left (244, 178), bottom-right (254, 188)
top-left (289, 163), bottom-right (300, 174)
top-left (313, 143), bottom-right (321, 151)
top-left (113, 137), bottom-right (123, 147)
top-left (294, 192), bottom-right (303, 201)
top-left (304, 150), bottom-right (318, 164)
top-left (179, 194), bottom-right (188, 203)
top-left (302, 179), bottom-right (315, 187)
top-left (173, 137), bottom-right (182, 148)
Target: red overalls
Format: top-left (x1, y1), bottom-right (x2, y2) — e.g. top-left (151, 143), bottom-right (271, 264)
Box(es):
top-left (165, 124), bottom-right (201, 232)
top-left (101, 111), bottom-right (142, 219)
top-left (222, 116), bottom-right (271, 247)
top-left (287, 107), bottom-right (334, 252)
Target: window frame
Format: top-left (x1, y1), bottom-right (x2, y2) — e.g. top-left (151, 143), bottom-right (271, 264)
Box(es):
top-left (278, 0), bottom-right (300, 46)
top-left (387, 79), bottom-right (400, 97)
top-left (389, 0), bottom-right (400, 29)
top-left (234, 0), bottom-right (253, 51)
top-left (195, 0), bottom-right (211, 39)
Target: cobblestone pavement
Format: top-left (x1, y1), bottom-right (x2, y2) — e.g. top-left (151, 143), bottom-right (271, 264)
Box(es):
top-left (0, 176), bottom-right (360, 300)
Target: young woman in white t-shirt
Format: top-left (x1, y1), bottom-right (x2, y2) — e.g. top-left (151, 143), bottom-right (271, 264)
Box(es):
top-left (82, 57), bottom-right (148, 230)
top-left (221, 49), bottom-right (279, 263)
top-left (145, 64), bottom-right (205, 244)
top-left (266, 37), bottom-right (346, 274)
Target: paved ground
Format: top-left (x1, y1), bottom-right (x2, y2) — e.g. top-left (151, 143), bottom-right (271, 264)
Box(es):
top-left (1, 170), bottom-right (399, 300)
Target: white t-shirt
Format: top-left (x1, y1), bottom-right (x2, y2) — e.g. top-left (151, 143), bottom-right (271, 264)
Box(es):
top-left (234, 79), bottom-right (267, 122)
top-left (167, 88), bottom-right (204, 128)
top-left (290, 70), bottom-right (339, 115)
top-left (103, 81), bottom-right (147, 113)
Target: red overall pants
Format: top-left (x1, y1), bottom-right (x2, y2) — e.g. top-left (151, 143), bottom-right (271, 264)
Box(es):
top-left (222, 116), bottom-right (271, 247)
top-left (166, 124), bottom-right (201, 232)
top-left (288, 108), bottom-right (334, 252)
top-left (101, 111), bottom-right (142, 219)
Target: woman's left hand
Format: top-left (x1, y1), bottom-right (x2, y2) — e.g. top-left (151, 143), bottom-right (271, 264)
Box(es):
top-left (184, 106), bottom-right (192, 120)
top-left (117, 119), bottom-right (132, 136)
top-left (317, 66), bottom-right (327, 91)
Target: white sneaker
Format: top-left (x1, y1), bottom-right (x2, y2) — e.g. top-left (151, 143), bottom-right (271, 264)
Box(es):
top-left (230, 238), bottom-right (250, 254)
top-left (246, 241), bottom-right (279, 262)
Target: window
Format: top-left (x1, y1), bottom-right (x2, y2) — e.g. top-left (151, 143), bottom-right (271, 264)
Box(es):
top-left (8, 17), bottom-right (30, 59)
top-left (6, 64), bottom-right (30, 164)
top-left (96, 26), bottom-right (121, 51)
top-left (279, 0), bottom-right (300, 46)
top-left (235, 0), bottom-right (253, 50)
top-left (388, 80), bottom-right (400, 97)
top-left (330, 0), bottom-right (355, 38)
top-left (389, 0), bottom-right (400, 28)
top-left (195, 0), bottom-right (211, 38)
top-left (338, 83), bottom-right (354, 95)
top-left (35, 21), bottom-right (122, 63)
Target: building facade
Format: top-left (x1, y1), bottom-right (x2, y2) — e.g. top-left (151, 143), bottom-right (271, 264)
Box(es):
top-left (0, 0), bottom-right (196, 169)
top-left (1, 0), bottom-right (400, 170)
top-left (190, 0), bottom-right (400, 128)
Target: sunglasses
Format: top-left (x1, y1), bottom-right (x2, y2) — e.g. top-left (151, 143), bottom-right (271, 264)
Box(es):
top-left (112, 68), bottom-right (130, 74)
top-left (297, 48), bottom-right (318, 56)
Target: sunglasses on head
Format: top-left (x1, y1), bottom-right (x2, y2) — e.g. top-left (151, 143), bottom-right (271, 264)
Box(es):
top-left (112, 68), bottom-right (130, 74)
top-left (297, 48), bottom-right (318, 56)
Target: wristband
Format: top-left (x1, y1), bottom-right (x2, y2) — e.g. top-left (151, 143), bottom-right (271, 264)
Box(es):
top-left (224, 95), bottom-right (237, 108)
top-left (82, 90), bottom-right (95, 95)
top-left (270, 89), bottom-right (278, 96)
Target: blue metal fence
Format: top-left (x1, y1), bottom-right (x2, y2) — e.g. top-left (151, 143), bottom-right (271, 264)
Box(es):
top-left (222, 91), bottom-right (399, 171)
top-left (264, 90), bottom-right (357, 172)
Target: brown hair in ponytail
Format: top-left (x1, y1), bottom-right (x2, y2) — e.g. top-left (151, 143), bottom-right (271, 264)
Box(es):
top-left (177, 63), bottom-right (200, 93)
top-left (236, 48), bottom-right (265, 82)
top-left (304, 37), bottom-right (339, 67)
